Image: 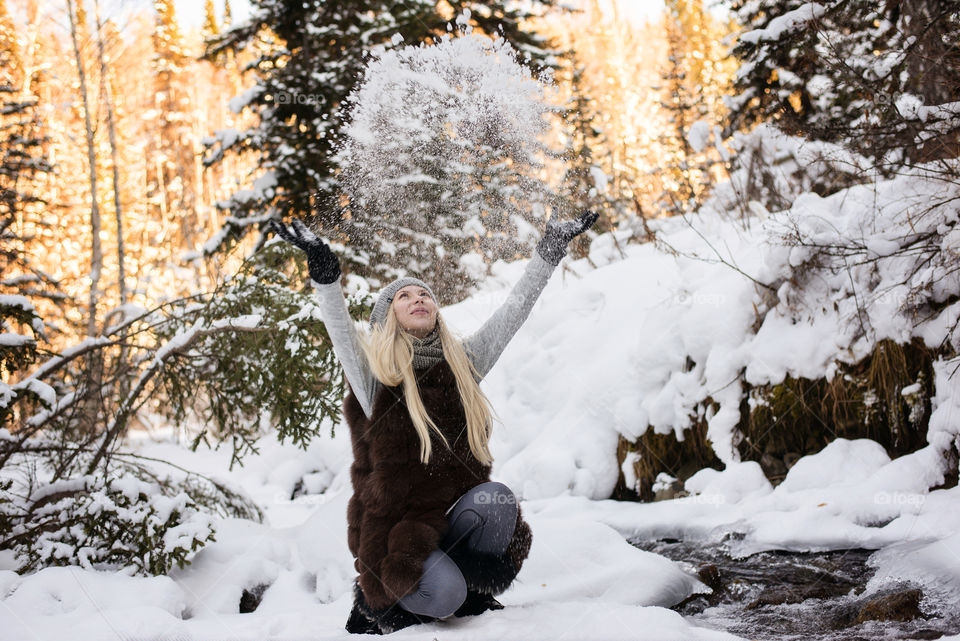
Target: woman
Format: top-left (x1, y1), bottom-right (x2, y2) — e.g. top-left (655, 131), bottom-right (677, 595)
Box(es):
top-left (272, 211), bottom-right (597, 634)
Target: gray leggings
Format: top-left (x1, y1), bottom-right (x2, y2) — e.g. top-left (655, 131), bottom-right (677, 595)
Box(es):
top-left (397, 481), bottom-right (518, 618)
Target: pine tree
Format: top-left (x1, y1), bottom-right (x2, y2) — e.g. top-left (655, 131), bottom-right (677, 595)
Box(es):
top-left (3, 2), bottom-right (350, 578)
top-left (151, 0), bottom-right (198, 250)
top-left (0, 0), bottom-right (55, 313)
top-left (728, 0), bottom-right (960, 168)
top-left (1, 0), bottom-right (51, 402)
top-left (557, 61), bottom-right (617, 234)
top-left (202, 0), bottom-right (560, 293)
top-left (658, 19), bottom-right (699, 215)
top-left (655, 0), bottom-right (734, 215)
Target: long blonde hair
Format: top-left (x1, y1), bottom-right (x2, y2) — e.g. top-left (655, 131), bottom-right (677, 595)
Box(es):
top-left (360, 308), bottom-right (494, 465)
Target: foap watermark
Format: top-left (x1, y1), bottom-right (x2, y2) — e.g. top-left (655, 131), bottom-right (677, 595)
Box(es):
top-left (674, 492), bottom-right (727, 507)
top-left (674, 291), bottom-right (727, 307)
top-left (472, 489), bottom-right (517, 506)
top-left (274, 91), bottom-right (325, 106)
top-left (869, 289), bottom-right (926, 309)
top-left (874, 491), bottom-right (925, 508)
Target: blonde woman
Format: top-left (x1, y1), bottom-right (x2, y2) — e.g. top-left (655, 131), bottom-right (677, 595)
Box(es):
top-left (272, 211), bottom-right (597, 634)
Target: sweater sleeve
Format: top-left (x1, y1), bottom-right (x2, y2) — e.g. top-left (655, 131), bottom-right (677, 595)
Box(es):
top-left (312, 278), bottom-right (378, 418)
top-left (463, 253), bottom-right (557, 380)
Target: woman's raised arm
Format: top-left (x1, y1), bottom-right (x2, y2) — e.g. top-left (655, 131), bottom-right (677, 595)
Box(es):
top-left (272, 219), bottom-right (378, 418)
top-left (464, 211), bottom-right (598, 379)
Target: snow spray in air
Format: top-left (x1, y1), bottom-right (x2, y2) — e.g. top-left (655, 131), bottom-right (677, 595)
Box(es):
top-left (335, 11), bottom-right (558, 296)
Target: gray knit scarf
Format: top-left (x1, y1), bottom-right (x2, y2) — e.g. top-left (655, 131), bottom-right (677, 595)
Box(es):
top-left (411, 326), bottom-right (444, 371)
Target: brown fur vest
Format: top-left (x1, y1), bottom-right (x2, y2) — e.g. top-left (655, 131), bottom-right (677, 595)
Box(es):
top-left (343, 359), bottom-right (532, 611)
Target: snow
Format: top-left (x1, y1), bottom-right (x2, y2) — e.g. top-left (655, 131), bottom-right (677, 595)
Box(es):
top-left (10, 183), bottom-right (960, 632)
top-left (8, 80), bottom-right (960, 641)
top-left (1, 567), bottom-right (185, 618)
top-left (10, 202), bottom-right (958, 637)
top-left (684, 462), bottom-right (772, 504)
top-left (0, 332), bottom-right (32, 346)
top-left (335, 29), bottom-right (555, 280)
top-left (687, 119), bottom-right (712, 153)
top-left (738, 3), bottom-right (827, 45)
top-left (866, 532), bottom-right (960, 609)
top-left (10, 378), bottom-right (57, 408)
top-left (774, 439), bottom-right (891, 492)
top-left (1, 467), bottom-right (734, 640)
top-left (0, 294), bottom-right (35, 311)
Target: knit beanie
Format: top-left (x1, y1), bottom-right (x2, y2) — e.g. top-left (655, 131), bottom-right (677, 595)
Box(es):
top-left (369, 277), bottom-right (437, 328)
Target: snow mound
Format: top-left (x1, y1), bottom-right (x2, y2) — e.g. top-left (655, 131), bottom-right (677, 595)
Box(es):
top-left (776, 438), bottom-right (891, 492)
top-left (1, 567), bottom-right (185, 618)
top-left (506, 514), bottom-right (709, 608)
top-left (685, 461), bottom-right (773, 504)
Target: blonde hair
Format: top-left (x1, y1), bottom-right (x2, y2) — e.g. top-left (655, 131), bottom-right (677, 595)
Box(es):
top-left (360, 308), bottom-right (494, 465)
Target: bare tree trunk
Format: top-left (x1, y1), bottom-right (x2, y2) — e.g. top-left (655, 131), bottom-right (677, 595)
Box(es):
top-left (93, 0), bottom-right (130, 406)
top-left (93, 0), bottom-right (125, 308)
top-left (66, 0), bottom-right (104, 436)
top-left (21, 1), bottom-right (40, 96)
top-left (66, 0), bottom-right (103, 337)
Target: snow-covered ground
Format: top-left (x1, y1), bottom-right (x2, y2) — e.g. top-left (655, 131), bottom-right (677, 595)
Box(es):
top-left (0, 429), bottom-right (737, 641)
top-left (3, 169), bottom-right (959, 639)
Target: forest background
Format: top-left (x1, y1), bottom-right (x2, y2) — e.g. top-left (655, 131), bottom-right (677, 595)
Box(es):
top-left (1, 0), bottom-right (958, 577)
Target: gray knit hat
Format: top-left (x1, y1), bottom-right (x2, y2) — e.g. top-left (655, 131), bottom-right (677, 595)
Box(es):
top-left (369, 277), bottom-right (437, 328)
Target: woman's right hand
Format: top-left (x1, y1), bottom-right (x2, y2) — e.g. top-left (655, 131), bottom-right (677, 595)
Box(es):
top-left (270, 218), bottom-right (342, 284)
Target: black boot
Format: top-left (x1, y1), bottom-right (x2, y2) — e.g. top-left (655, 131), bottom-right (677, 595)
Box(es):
top-left (346, 580), bottom-right (436, 635)
top-left (369, 606), bottom-right (435, 634)
top-left (454, 589), bottom-right (505, 617)
top-left (345, 598), bottom-right (381, 635)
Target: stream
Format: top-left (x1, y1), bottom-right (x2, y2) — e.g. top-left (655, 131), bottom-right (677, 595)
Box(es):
top-left (631, 538), bottom-right (960, 641)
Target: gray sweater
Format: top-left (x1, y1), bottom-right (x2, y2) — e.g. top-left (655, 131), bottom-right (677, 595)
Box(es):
top-left (312, 254), bottom-right (557, 419)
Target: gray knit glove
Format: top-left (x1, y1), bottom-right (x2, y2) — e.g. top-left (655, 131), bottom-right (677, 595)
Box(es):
top-left (270, 218), bottom-right (341, 284)
top-left (536, 211), bottom-right (599, 265)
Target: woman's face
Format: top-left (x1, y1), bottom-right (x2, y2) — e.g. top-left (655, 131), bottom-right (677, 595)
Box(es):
top-left (392, 285), bottom-right (438, 339)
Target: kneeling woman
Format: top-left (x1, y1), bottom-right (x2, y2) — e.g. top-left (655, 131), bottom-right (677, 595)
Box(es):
top-left (273, 212), bottom-right (596, 634)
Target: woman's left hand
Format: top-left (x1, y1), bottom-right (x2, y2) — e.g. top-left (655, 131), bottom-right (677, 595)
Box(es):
top-left (536, 210), bottom-right (599, 265)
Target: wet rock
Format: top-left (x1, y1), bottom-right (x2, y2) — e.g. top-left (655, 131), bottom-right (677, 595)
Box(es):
top-left (906, 629), bottom-right (949, 640)
top-left (855, 588), bottom-right (924, 624)
top-left (653, 473), bottom-right (686, 501)
top-left (830, 587), bottom-right (925, 629)
top-left (240, 583), bottom-right (269, 613)
top-left (746, 566), bottom-right (856, 609)
top-left (760, 452), bottom-right (787, 480)
top-left (633, 539), bottom-right (958, 641)
top-left (783, 452), bottom-right (801, 469)
top-left (697, 563), bottom-right (723, 593)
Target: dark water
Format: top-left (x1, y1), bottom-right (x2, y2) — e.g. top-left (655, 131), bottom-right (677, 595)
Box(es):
top-left (631, 538), bottom-right (960, 641)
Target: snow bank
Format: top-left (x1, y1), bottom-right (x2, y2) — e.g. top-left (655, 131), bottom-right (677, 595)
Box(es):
top-left (866, 531), bottom-right (960, 609)
top-left (525, 434), bottom-right (960, 560)
top-left (440, 162), bottom-right (960, 504)
top-left (1, 567), bottom-right (185, 617)
top-left (507, 514), bottom-right (708, 608)
top-left (0, 568), bottom-right (188, 641)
